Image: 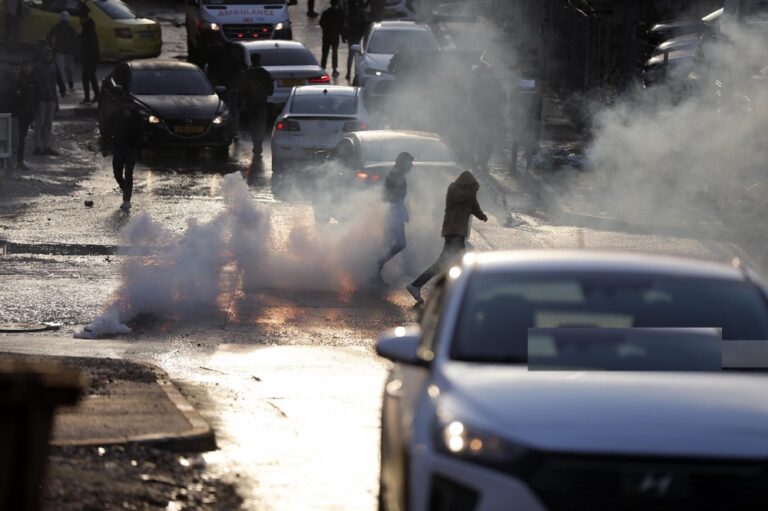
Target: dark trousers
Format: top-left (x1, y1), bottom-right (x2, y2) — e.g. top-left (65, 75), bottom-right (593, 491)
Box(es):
top-left (412, 236), bottom-right (466, 288)
top-left (248, 107), bottom-right (268, 155)
top-left (16, 115), bottom-right (32, 164)
top-left (55, 66), bottom-right (66, 95)
top-left (321, 38), bottom-right (339, 70)
top-left (307, 0), bottom-right (315, 12)
top-left (82, 63), bottom-right (99, 100)
top-left (113, 150), bottom-right (137, 202)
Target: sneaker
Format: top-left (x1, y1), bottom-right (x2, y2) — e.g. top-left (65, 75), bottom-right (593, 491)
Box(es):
top-left (43, 148), bottom-right (59, 156)
top-left (120, 201), bottom-right (131, 211)
top-left (307, 10), bottom-right (319, 17)
top-left (345, 73), bottom-right (351, 81)
top-left (406, 284), bottom-right (423, 303)
top-left (332, 70), bottom-right (340, 77)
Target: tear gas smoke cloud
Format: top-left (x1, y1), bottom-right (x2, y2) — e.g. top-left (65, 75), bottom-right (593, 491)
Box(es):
top-left (556, 21), bottom-right (768, 227)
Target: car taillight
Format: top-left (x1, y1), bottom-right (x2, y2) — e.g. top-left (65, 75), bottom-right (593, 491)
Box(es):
top-left (115, 28), bottom-right (133, 39)
top-left (343, 121), bottom-right (368, 132)
top-left (308, 74), bottom-right (331, 84)
top-left (370, 174), bottom-right (381, 181)
top-left (276, 119), bottom-right (301, 132)
top-left (355, 171), bottom-right (368, 180)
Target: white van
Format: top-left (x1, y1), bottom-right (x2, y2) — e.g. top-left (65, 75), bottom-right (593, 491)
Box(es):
top-left (185, 0), bottom-right (293, 65)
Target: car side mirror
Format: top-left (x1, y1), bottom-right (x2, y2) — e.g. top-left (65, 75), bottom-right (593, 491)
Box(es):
top-left (214, 85), bottom-right (226, 95)
top-left (351, 44), bottom-right (362, 54)
top-left (375, 327), bottom-right (430, 367)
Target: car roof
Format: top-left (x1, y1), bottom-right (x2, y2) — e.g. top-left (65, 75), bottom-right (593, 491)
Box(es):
top-left (294, 85), bottom-right (359, 97)
top-left (372, 21), bottom-right (431, 31)
top-left (352, 130), bottom-right (442, 143)
top-left (127, 60), bottom-right (200, 72)
top-left (238, 41), bottom-right (309, 51)
top-left (470, 250), bottom-right (746, 281)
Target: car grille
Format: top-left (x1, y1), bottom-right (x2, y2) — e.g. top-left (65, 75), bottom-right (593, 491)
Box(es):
top-left (222, 24), bottom-right (273, 41)
top-left (166, 119), bottom-right (210, 137)
top-left (526, 455), bottom-right (768, 511)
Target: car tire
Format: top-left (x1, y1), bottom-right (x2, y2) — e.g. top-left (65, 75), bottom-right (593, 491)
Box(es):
top-left (271, 155), bottom-right (284, 174)
top-left (214, 145), bottom-right (230, 160)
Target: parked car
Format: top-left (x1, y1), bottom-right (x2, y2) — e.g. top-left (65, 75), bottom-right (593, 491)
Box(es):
top-left (351, 21), bottom-right (439, 100)
top-left (271, 85), bottom-right (369, 173)
top-left (237, 40), bottom-right (330, 113)
top-left (98, 60), bottom-right (232, 157)
top-left (185, 0), bottom-right (292, 66)
top-left (0, 0), bottom-right (161, 61)
top-left (376, 250), bottom-right (768, 511)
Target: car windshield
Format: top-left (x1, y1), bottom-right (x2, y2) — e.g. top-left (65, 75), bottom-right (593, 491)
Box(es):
top-left (131, 70), bottom-right (213, 95)
top-left (363, 139), bottom-right (453, 163)
top-left (94, 0), bottom-right (137, 20)
top-left (290, 94), bottom-right (357, 115)
top-left (451, 272), bottom-right (768, 365)
top-left (250, 49), bottom-right (318, 66)
top-left (367, 30), bottom-right (437, 54)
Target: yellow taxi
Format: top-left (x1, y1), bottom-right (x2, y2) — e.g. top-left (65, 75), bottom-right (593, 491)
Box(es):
top-left (1, 0), bottom-right (161, 61)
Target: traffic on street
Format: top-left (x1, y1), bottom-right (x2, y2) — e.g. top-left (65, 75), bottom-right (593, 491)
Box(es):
top-left (1, 0), bottom-right (768, 510)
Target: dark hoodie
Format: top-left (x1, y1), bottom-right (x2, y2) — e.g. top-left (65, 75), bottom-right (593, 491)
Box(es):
top-left (441, 171), bottom-right (487, 237)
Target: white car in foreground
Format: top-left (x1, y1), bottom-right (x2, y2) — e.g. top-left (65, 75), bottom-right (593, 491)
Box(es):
top-left (352, 21), bottom-right (438, 100)
top-left (271, 85), bottom-right (368, 172)
top-left (376, 250), bottom-right (768, 511)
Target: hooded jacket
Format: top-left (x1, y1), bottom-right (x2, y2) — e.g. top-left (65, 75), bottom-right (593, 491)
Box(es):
top-left (441, 171), bottom-right (487, 238)
top-left (80, 18), bottom-right (100, 66)
top-left (47, 19), bottom-right (79, 55)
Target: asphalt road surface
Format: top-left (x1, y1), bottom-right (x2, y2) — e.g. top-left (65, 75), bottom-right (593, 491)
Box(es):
top-left (2, 1), bottom-right (767, 509)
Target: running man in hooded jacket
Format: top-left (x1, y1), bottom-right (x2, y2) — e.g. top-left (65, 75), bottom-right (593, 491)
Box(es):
top-left (376, 152), bottom-right (414, 283)
top-left (407, 171), bottom-right (488, 303)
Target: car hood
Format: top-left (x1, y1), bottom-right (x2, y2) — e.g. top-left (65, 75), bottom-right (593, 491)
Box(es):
top-left (134, 95), bottom-right (221, 119)
top-left (440, 363), bottom-right (768, 458)
top-left (363, 53), bottom-right (394, 72)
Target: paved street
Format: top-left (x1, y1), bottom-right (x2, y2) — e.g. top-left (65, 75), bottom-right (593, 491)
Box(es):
top-left (2, 1), bottom-right (768, 509)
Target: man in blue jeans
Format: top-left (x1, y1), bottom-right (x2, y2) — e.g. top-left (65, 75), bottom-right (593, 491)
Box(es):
top-left (376, 152), bottom-right (414, 284)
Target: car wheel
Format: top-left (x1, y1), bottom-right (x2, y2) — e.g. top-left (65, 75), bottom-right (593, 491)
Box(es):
top-left (271, 155), bottom-right (284, 174)
top-left (214, 145), bottom-right (229, 160)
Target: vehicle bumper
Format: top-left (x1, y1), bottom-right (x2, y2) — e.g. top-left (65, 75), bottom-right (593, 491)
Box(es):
top-left (141, 123), bottom-right (232, 148)
top-left (360, 74), bottom-right (396, 104)
top-left (411, 449), bottom-right (546, 511)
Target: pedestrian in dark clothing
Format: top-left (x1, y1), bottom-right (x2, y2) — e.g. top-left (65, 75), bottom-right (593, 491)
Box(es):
top-left (47, 11), bottom-right (79, 95)
top-left (220, 45), bottom-right (246, 138)
top-left (13, 61), bottom-right (38, 169)
top-left (320, 0), bottom-right (345, 77)
top-left (239, 53), bottom-right (273, 156)
top-left (407, 171), bottom-right (488, 303)
top-left (376, 152), bottom-right (414, 283)
top-left (32, 47), bottom-right (59, 156)
top-left (104, 100), bottom-right (144, 210)
top-left (79, 10), bottom-right (100, 104)
top-left (344, 0), bottom-right (368, 81)
top-left (307, 0), bottom-right (318, 17)
top-left (4, 0), bottom-right (23, 45)
top-left (470, 62), bottom-right (506, 171)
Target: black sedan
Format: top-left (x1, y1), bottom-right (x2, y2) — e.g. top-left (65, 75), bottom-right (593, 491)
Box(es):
top-left (98, 60), bottom-right (232, 157)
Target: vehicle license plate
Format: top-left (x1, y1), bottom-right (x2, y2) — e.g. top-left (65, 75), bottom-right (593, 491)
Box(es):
top-left (174, 125), bottom-right (204, 134)
top-left (279, 78), bottom-right (304, 87)
top-left (139, 31), bottom-right (156, 39)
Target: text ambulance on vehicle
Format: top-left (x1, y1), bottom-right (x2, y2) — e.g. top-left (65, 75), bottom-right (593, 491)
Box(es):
top-left (186, 0), bottom-right (293, 65)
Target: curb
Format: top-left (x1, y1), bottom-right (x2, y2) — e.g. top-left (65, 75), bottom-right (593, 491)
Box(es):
top-left (51, 361), bottom-right (216, 453)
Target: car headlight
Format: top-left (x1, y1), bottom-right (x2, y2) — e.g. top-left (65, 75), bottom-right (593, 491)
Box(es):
top-left (147, 115), bottom-right (160, 124)
top-left (435, 417), bottom-right (526, 465)
top-left (275, 22), bottom-right (288, 31)
top-left (212, 115), bottom-right (224, 125)
top-left (208, 23), bottom-right (220, 31)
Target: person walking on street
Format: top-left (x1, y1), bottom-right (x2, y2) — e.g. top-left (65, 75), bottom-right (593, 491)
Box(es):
top-left (344, 0), bottom-right (368, 81)
top-left (239, 53), bottom-right (273, 158)
top-left (104, 99), bottom-right (143, 211)
top-left (79, 9), bottom-right (100, 104)
top-left (375, 152), bottom-right (414, 284)
top-left (4, 0), bottom-right (22, 45)
top-left (221, 44), bottom-right (246, 139)
top-left (320, 0), bottom-right (345, 78)
top-left (13, 60), bottom-right (38, 169)
top-left (47, 11), bottom-right (79, 96)
top-left (407, 171), bottom-right (488, 303)
top-left (32, 47), bottom-right (59, 156)
top-left (307, 0), bottom-right (318, 17)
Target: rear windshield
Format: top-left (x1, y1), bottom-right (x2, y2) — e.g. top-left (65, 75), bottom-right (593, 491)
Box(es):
top-left (131, 69), bottom-right (213, 95)
top-left (290, 94), bottom-right (357, 115)
top-left (367, 30), bottom-right (438, 54)
top-left (250, 48), bottom-right (318, 67)
top-left (94, 0), bottom-right (137, 20)
top-left (363, 139), bottom-right (453, 163)
top-left (451, 272), bottom-right (768, 364)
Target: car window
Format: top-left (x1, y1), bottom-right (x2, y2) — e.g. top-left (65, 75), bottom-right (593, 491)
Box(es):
top-left (451, 272), bottom-right (768, 364)
top-left (367, 30), bottom-right (438, 54)
top-left (130, 69), bottom-right (213, 95)
top-left (35, 0), bottom-right (86, 14)
top-left (93, 0), bottom-right (137, 20)
top-left (250, 48), bottom-right (318, 67)
top-left (362, 139), bottom-right (454, 164)
top-left (290, 94), bottom-right (358, 115)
